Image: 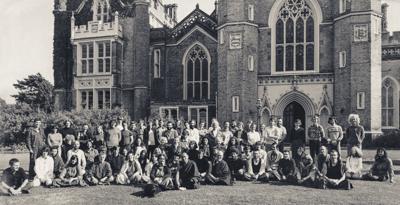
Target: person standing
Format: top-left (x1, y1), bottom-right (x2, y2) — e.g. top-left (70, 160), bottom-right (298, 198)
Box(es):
top-left (78, 124), bottom-right (93, 150)
top-left (163, 121), bottom-right (179, 144)
top-left (105, 121), bottom-right (122, 150)
top-left (346, 114), bottom-right (365, 156)
top-left (120, 121), bottom-right (134, 152)
top-left (246, 123), bottom-right (261, 146)
top-left (26, 118), bottom-right (46, 179)
top-left (276, 118), bottom-right (287, 153)
top-left (61, 120), bottom-right (77, 162)
top-left (264, 118), bottom-right (279, 151)
top-left (308, 115), bottom-right (325, 160)
top-left (47, 125), bottom-right (63, 157)
top-left (187, 120), bottom-right (200, 146)
top-left (290, 119), bottom-right (305, 156)
top-left (325, 117), bottom-right (343, 155)
top-left (220, 121), bottom-right (233, 147)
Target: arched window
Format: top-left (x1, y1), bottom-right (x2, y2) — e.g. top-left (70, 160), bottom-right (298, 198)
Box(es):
top-left (382, 78), bottom-right (395, 127)
top-left (273, 0), bottom-right (318, 73)
top-left (184, 44), bottom-right (210, 101)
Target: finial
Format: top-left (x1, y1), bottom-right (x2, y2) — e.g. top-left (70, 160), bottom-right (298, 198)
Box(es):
top-left (196, 3), bottom-right (199, 9)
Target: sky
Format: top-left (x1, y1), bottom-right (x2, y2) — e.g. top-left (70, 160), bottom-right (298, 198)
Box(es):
top-left (0, 0), bottom-right (399, 104)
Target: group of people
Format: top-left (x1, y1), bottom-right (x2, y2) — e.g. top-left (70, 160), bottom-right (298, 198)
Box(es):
top-left (0, 114), bottom-right (396, 196)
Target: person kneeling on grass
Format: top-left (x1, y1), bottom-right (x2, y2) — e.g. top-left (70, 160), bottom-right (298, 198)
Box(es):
top-left (33, 147), bottom-right (54, 187)
top-left (85, 152), bottom-right (114, 185)
top-left (363, 148), bottom-right (395, 183)
top-left (116, 152), bottom-right (149, 185)
top-left (345, 146), bottom-right (363, 179)
top-left (317, 150), bottom-right (353, 190)
top-left (0, 158), bottom-right (31, 196)
top-left (150, 155), bottom-right (174, 190)
top-left (176, 152), bottom-right (201, 190)
top-left (278, 150), bottom-right (298, 184)
top-left (297, 154), bottom-right (317, 187)
top-left (205, 150), bottom-right (232, 185)
top-left (244, 150), bottom-right (268, 182)
top-left (53, 155), bottom-right (87, 187)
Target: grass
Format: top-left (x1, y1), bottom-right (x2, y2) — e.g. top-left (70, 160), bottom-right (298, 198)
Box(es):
top-left (0, 149), bottom-right (399, 205)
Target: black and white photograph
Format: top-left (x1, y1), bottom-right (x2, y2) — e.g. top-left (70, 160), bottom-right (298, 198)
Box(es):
top-left (0, 0), bottom-right (399, 204)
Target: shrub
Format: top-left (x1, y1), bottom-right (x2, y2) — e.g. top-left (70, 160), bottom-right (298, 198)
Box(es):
top-left (372, 129), bottom-right (400, 148)
top-left (0, 104), bottom-right (130, 147)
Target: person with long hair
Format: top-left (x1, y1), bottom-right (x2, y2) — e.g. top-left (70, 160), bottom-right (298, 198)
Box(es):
top-left (363, 148), bottom-right (395, 183)
top-left (116, 152), bottom-right (148, 184)
top-left (297, 154), bottom-right (317, 187)
top-left (54, 155), bottom-right (86, 187)
top-left (93, 125), bottom-right (105, 149)
top-left (345, 146), bottom-right (363, 179)
top-left (131, 137), bottom-right (147, 158)
top-left (187, 140), bottom-right (199, 161)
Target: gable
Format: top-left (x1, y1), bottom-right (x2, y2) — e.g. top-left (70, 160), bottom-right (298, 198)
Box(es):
top-left (169, 6), bottom-right (217, 41)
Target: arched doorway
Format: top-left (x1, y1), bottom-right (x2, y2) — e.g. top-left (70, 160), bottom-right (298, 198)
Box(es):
top-left (283, 102), bottom-right (306, 143)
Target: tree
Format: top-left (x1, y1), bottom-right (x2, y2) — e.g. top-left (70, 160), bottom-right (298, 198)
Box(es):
top-left (12, 73), bottom-right (54, 112)
top-left (0, 97), bottom-right (6, 107)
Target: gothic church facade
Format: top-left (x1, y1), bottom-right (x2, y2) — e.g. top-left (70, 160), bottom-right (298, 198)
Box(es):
top-left (53, 0), bottom-right (400, 138)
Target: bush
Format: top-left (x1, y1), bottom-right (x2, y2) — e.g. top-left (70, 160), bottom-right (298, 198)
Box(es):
top-left (0, 103), bottom-right (130, 147)
top-left (372, 129), bottom-right (400, 148)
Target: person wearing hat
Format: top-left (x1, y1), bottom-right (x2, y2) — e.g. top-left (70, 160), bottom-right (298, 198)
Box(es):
top-left (47, 125), bottom-right (63, 157)
top-left (226, 148), bottom-right (246, 181)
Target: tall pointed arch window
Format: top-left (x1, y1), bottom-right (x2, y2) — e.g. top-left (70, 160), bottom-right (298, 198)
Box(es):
top-left (382, 78), bottom-right (395, 127)
top-left (184, 45), bottom-right (210, 101)
top-left (274, 0), bottom-right (317, 73)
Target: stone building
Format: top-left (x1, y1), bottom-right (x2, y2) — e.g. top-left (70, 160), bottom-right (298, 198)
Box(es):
top-left (53, 0), bottom-right (400, 140)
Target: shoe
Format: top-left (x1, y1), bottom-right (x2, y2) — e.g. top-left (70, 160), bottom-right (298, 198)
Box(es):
top-left (22, 190), bottom-right (30, 194)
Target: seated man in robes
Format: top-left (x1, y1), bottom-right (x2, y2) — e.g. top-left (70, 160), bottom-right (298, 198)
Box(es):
top-left (176, 152), bottom-right (200, 190)
top-left (205, 150), bottom-right (231, 185)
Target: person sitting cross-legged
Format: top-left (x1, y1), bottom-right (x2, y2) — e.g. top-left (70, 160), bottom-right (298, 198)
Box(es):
top-left (0, 158), bottom-right (31, 196)
top-left (205, 150), bottom-right (232, 186)
top-left (363, 148), bottom-right (395, 183)
top-left (226, 148), bottom-right (246, 181)
top-left (317, 150), bottom-right (353, 190)
top-left (33, 147), bottom-right (54, 187)
top-left (297, 154), bottom-right (317, 187)
top-left (50, 146), bottom-right (65, 179)
top-left (176, 152), bottom-right (201, 190)
top-left (116, 152), bottom-right (149, 185)
top-left (53, 155), bottom-right (86, 187)
top-left (345, 146), bottom-right (363, 180)
top-left (264, 143), bottom-right (283, 181)
top-left (85, 152), bottom-right (114, 185)
top-left (150, 155), bottom-right (174, 191)
top-left (107, 146), bottom-right (125, 179)
top-left (277, 150), bottom-right (298, 184)
top-left (244, 150), bottom-right (268, 182)
top-left (195, 151), bottom-right (210, 183)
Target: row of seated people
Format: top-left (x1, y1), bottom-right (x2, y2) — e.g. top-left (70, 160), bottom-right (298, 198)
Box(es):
top-left (1, 139), bottom-right (395, 196)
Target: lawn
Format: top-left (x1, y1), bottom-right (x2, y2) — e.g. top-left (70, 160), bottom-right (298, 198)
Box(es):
top-left (0, 149), bottom-right (399, 205)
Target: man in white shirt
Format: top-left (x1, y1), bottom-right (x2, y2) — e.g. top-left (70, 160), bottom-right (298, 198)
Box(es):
top-left (246, 123), bottom-right (261, 146)
top-left (264, 118), bottom-right (279, 151)
top-left (33, 147), bottom-right (54, 187)
top-left (219, 121), bottom-right (233, 146)
top-left (276, 118), bottom-right (287, 152)
top-left (187, 120), bottom-right (200, 145)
